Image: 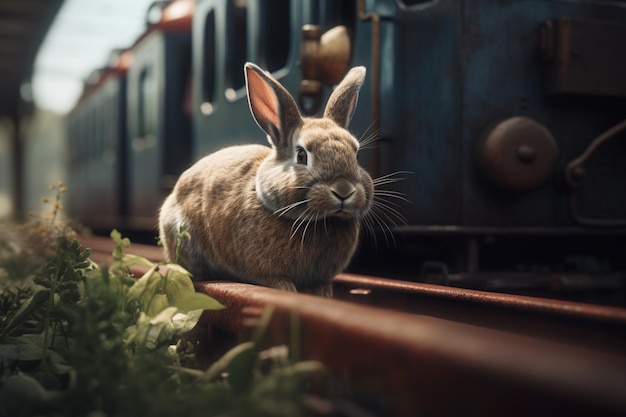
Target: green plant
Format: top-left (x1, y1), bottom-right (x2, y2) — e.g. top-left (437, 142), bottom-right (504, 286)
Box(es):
top-left (0, 185), bottom-right (387, 417)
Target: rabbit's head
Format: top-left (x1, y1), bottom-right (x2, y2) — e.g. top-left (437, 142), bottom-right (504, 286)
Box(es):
top-left (245, 63), bottom-right (373, 223)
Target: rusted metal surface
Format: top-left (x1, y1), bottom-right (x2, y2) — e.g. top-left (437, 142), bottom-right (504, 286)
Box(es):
top-left (82, 236), bottom-right (626, 415)
top-left (540, 17), bottom-right (626, 97)
top-left (333, 273), bottom-right (626, 356)
top-left (196, 281), bottom-right (626, 417)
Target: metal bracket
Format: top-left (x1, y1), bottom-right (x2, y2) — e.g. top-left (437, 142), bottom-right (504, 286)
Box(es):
top-left (565, 120), bottom-right (626, 226)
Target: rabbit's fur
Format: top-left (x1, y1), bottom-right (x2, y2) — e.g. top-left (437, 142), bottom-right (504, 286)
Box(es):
top-left (159, 63), bottom-right (373, 297)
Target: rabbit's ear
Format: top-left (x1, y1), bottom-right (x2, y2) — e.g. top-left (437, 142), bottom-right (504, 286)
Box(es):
top-left (323, 66), bottom-right (366, 128)
top-left (245, 63), bottom-right (302, 148)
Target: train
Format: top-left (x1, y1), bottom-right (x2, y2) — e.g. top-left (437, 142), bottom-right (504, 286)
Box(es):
top-left (65, 0), bottom-right (626, 304)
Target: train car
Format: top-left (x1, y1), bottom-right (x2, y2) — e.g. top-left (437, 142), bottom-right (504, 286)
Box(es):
top-left (66, 49), bottom-right (131, 231)
top-left (66, 0), bottom-right (626, 303)
top-left (66, 0), bottom-right (194, 232)
top-left (125, 0), bottom-right (194, 230)
top-left (190, 0), bottom-right (626, 301)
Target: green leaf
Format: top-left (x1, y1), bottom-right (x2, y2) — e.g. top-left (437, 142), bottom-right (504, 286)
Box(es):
top-left (126, 308), bottom-right (204, 350)
top-left (162, 269), bottom-right (195, 305)
top-left (226, 342), bottom-right (257, 395)
top-left (145, 293), bottom-right (170, 317)
top-left (126, 265), bottom-right (159, 303)
top-left (1, 289), bottom-right (50, 336)
top-left (125, 310), bottom-right (170, 349)
top-left (110, 229), bottom-right (130, 248)
top-left (172, 292), bottom-right (225, 313)
top-left (203, 341), bottom-right (255, 383)
top-left (172, 309), bottom-right (203, 334)
top-left (110, 229), bottom-right (131, 262)
top-left (119, 253), bottom-right (156, 269)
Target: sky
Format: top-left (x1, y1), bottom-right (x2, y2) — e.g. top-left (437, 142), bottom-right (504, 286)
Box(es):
top-left (32, 0), bottom-right (155, 114)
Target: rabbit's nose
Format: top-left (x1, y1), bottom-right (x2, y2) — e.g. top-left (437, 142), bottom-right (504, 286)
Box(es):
top-left (331, 180), bottom-right (356, 201)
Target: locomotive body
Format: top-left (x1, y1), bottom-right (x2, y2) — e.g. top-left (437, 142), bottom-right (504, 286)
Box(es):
top-left (65, 0), bottom-right (626, 301)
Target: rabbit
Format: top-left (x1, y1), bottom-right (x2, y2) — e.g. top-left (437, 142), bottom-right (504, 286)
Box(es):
top-left (158, 62), bottom-right (373, 297)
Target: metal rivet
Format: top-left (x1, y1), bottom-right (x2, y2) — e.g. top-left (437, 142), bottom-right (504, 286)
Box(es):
top-left (517, 144), bottom-right (537, 163)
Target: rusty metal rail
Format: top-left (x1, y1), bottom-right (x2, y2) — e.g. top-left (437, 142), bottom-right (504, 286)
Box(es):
top-left (333, 274), bottom-right (626, 356)
top-left (196, 281), bottom-right (626, 417)
top-left (83, 235), bottom-right (626, 417)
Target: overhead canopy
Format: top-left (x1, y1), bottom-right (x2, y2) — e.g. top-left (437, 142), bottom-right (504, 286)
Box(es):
top-left (0, 0), bottom-right (64, 118)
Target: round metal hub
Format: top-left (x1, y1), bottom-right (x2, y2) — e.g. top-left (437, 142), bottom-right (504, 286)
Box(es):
top-left (477, 117), bottom-right (558, 191)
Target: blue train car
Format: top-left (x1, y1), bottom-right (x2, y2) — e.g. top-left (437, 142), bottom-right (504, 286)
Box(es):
top-left (66, 0), bottom-right (625, 299)
top-left (190, 0), bottom-right (626, 295)
top-left (66, 50), bottom-right (130, 231)
top-left (391, 0), bottom-right (626, 229)
top-left (125, 0), bottom-right (193, 230)
top-left (192, 1), bottom-right (626, 226)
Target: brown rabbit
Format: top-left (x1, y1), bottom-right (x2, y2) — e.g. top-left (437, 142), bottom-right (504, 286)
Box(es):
top-left (159, 62), bottom-right (373, 297)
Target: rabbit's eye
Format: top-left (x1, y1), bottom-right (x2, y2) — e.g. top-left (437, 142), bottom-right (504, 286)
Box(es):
top-left (296, 148), bottom-right (308, 165)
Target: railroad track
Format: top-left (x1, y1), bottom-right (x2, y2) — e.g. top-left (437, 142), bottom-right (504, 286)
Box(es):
top-left (83, 235), bottom-right (626, 417)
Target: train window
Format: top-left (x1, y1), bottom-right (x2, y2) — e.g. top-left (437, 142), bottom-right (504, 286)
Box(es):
top-left (227, 0), bottom-right (248, 94)
top-left (104, 92), bottom-right (115, 163)
top-left (70, 119), bottom-right (77, 168)
top-left (95, 104), bottom-right (102, 162)
top-left (86, 109), bottom-right (92, 162)
top-left (180, 44), bottom-right (192, 119)
top-left (138, 67), bottom-right (153, 138)
top-left (89, 106), bottom-right (96, 162)
top-left (76, 116), bottom-right (83, 166)
top-left (263, 0), bottom-right (290, 72)
top-left (81, 112), bottom-right (88, 164)
top-left (82, 109), bottom-right (88, 163)
top-left (202, 10), bottom-right (216, 107)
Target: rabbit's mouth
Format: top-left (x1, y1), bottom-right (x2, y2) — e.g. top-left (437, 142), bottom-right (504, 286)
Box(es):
top-left (332, 209), bottom-right (355, 219)
top-left (328, 203), bottom-right (362, 220)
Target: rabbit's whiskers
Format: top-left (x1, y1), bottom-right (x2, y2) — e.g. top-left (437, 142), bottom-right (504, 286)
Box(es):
top-left (363, 205), bottom-right (396, 247)
top-left (300, 212), bottom-right (317, 248)
top-left (288, 207), bottom-right (324, 249)
top-left (362, 171), bottom-right (411, 248)
top-left (274, 199), bottom-right (311, 217)
top-left (372, 171), bottom-right (412, 186)
top-left (357, 122), bottom-right (380, 152)
top-left (290, 207), bottom-right (312, 241)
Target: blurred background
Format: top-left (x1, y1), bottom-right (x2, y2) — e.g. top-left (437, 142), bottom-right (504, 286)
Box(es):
top-left (0, 0), bottom-right (152, 217)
